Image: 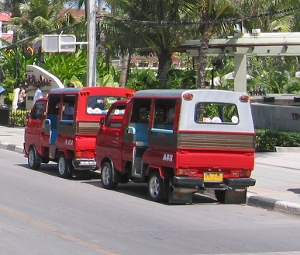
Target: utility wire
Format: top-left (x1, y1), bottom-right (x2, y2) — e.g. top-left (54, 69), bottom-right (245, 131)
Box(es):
top-left (1, 5), bottom-right (299, 51)
top-left (99, 5), bottom-right (300, 27)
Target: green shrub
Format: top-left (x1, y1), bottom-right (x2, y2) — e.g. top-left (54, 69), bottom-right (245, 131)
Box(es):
top-left (255, 129), bottom-right (300, 152)
top-left (9, 110), bottom-right (29, 127)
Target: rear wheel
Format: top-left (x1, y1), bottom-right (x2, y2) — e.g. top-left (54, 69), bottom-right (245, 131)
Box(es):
top-left (147, 172), bottom-right (164, 202)
top-left (101, 162), bottom-right (118, 189)
top-left (28, 147), bottom-right (41, 170)
top-left (57, 154), bottom-right (72, 178)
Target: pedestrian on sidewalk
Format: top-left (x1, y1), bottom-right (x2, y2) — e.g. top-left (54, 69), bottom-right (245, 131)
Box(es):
top-left (17, 84), bottom-right (26, 110)
top-left (33, 84), bottom-right (43, 104)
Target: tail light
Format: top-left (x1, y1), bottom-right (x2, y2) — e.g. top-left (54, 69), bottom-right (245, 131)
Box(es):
top-left (183, 93), bottom-right (193, 101)
top-left (239, 170), bottom-right (251, 178)
top-left (76, 150), bottom-right (85, 158)
top-left (80, 90), bottom-right (90, 96)
top-left (178, 168), bottom-right (197, 176)
top-left (126, 92), bottom-right (135, 98)
top-left (239, 95), bottom-right (249, 102)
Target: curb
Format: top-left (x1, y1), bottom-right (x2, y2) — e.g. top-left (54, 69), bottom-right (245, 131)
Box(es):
top-left (275, 147), bottom-right (300, 152)
top-left (0, 142), bottom-right (24, 154)
top-left (247, 192), bottom-right (300, 218)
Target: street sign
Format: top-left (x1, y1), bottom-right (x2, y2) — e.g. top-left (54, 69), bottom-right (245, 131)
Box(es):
top-left (41, 34), bottom-right (77, 53)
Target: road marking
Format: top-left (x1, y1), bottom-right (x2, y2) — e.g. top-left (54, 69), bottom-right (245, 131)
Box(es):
top-left (0, 204), bottom-right (120, 255)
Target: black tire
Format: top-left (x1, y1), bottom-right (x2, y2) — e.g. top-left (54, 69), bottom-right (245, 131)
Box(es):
top-left (57, 154), bottom-right (72, 178)
top-left (214, 190), bottom-right (226, 203)
top-left (28, 146), bottom-right (41, 170)
top-left (147, 172), bottom-right (164, 202)
top-left (101, 162), bottom-right (118, 189)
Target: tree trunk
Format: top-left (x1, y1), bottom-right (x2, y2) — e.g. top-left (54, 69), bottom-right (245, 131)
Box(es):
top-left (196, 34), bottom-right (209, 89)
top-left (157, 50), bottom-right (172, 86)
top-left (119, 50), bottom-right (130, 88)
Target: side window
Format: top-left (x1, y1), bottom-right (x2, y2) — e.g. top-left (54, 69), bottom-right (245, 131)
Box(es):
top-left (153, 99), bottom-right (176, 130)
top-left (130, 99), bottom-right (151, 123)
top-left (62, 95), bottom-right (76, 121)
top-left (31, 101), bottom-right (45, 120)
top-left (105, 105), bottom-right (126, 128)
top-left (195, 103), bottom-right (239, 124)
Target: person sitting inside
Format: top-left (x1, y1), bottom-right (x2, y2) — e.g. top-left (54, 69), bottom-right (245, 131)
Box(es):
top-left (62, 103), bottom-right (75, 120)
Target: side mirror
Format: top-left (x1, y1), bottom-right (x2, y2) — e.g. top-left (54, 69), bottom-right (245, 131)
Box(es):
top-left (99, 117), bottom-right (105, 126)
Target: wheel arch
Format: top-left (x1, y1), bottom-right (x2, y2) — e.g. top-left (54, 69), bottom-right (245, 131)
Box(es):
top-left (146, 165), bottom-right (171, 179)
top-left (100, 156), bottom-right (113, 170)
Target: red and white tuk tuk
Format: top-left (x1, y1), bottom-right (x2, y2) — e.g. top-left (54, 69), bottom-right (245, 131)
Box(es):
top-left (95, 89), bottom-right (256, 204)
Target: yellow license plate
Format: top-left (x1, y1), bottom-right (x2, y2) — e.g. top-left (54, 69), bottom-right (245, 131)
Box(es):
top-left (204, 172), bottom-right (223, 182)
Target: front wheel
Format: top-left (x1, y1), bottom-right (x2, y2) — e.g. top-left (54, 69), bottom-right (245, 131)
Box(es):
top-left (101, 162), bottom-right (118, 189)
top-left (147, 172), bottom-right (164, 202)
top-left (57, 154), bottom-right (72, 178)
top-left (28, 146), bottom-right (41, 170)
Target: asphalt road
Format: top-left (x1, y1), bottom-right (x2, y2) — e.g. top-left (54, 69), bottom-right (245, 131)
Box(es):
top-left (1, 148), bottom-right (300, 255)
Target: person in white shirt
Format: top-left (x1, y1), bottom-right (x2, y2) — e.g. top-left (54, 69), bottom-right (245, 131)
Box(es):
top-left (33, 84), bottom-right (43, 104)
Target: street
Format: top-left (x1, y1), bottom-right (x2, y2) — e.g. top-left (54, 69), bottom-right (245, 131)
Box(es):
top-left (1, 148), bottom-right (300, 255)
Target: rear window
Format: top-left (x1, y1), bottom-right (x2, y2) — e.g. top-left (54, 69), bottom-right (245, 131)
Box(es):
top-left (195, 102), bottom-right (239, 124)
top-left (86, 96), bottom-right (127, 115)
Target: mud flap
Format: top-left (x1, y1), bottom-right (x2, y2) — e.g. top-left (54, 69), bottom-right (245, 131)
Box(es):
top-left (168, 185), bottom-right (193, 204)
top-left (224, 189), bottom-right (247, 204)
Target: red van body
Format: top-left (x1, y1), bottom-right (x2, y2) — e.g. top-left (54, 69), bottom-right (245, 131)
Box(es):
top-left (95, 89), bottom-right (256, 204)
top-left (24, 86), bottom-right (135, 177)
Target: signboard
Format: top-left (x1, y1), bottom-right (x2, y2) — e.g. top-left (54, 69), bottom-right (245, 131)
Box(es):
top-left (41, 34), bottom-right (76, 53)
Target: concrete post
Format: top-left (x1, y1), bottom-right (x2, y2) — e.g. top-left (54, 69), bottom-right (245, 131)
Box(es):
top-left (234, 54), bottom-right (248, 92)
top-left (87, 0), bottom-right (97, 87)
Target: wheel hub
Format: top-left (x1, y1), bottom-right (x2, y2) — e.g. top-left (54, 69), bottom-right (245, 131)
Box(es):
top-left (149, 176), bottom-right (160, 198)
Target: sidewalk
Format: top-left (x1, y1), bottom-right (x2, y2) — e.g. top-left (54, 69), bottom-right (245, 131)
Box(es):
top-left (1, 125), bottom-right (300, 217)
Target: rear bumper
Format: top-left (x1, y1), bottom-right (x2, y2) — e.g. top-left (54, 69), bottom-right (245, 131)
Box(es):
top-left (223, 178), bottom-right (256, 188)
top-left (172, 176), bottom-right (204, 187)
top-left (72, 158), bottom-right (97, 170)
top-left (171, 176), bottom-right (256, 191)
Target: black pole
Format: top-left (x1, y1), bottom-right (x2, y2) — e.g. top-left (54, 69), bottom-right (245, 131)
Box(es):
top-left (211, 67), bottom-right (215, 89)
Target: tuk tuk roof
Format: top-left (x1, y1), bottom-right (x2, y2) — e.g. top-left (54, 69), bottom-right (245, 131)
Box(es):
top-left (134, 89), bottom-right (186, 98)
top-left (49, 86), bottom-right (135, 95)
top-left (133, 89), bottom-right (247, 99)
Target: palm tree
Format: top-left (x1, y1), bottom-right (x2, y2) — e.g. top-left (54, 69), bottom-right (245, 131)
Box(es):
top-left (105, 0), bottom-right (193, 85)
top-left (9, 0), bottom-right (75, 39)
top-left (185, 0), bottom-right (300, 88)
top-left (0, 0), bottom-right (25, 43)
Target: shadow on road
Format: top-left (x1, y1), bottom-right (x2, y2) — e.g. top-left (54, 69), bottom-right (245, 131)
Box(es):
top-left (18, 163), bottom-right (220, 205)
top-left (82, 179), bottom-right (218, 205)
top-left (16, 163), bottom-right (101, 180)
top-left (287, 188), bottom-right (300, 195)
